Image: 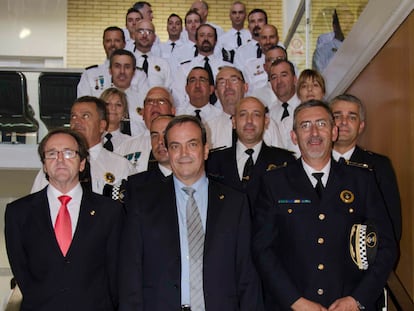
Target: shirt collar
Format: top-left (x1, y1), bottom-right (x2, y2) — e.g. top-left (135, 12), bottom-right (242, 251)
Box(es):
top-left (332, 146), bottom-right (355, 161)
top-left (301, 158), bottom-right (331, 187)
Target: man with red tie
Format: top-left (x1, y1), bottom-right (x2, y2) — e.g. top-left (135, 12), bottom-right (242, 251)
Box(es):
top-left (5, 128), bottom-right (123, 311)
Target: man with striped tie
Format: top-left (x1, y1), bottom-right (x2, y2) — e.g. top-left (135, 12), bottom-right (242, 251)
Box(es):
top-left (119, 115), bottom-right (263, 310)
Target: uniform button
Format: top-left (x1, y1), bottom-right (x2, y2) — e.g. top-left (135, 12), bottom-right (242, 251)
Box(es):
top-left (288, 208), bottom-right (293, 214)
top-left (318, 213), bottom-right (325, 220)
top-left (317, 288), bottom-right (324, 295)
top-left (318, 264), bottom-right (324, 270)
top-left (349, 208), bottom-right (354, 213)
top-left (317, 237), bottom-right (324, 244)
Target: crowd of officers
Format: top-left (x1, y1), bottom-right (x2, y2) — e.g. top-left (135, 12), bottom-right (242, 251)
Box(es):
top-left (4, 1), bottom-right (401, 311)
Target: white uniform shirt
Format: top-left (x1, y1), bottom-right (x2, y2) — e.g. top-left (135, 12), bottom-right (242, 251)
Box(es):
top-left (176, 101), bottom-right (223, 123)
top-left (159, 39), bottom-right (185, 59)
top-left (124, 87), bottom-right (147, 137)
top-left (115, 130), bottom-right (151, 173)
top-left (250, 82), bottom-right (277, 109)
top-left (102, 129), bottom-right (130, 151)
top-left (133, 50), bottom-right (173, 90)
top-left (242, 56), bottom-right (267, 94)
top-left (217, 28), bottom-right (251, 52)
top-left (268, 94), bottom-right (301, 157)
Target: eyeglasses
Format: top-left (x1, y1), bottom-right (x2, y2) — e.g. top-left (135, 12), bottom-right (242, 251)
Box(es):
top-left (297, 119), bottom-right (329, 131)
top-left (44, 149), bottom-right (79, 160)
top-left (144, 98), bottom-right (171, 106)
top-left (216, 76), bottom-right (243, 87)
top-left (137, 28), bottom-right (154, 35)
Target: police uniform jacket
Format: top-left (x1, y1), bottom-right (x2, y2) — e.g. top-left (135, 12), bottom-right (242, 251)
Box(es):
top-left (350, 146), bottom-right (402, 241)
top-left (252, 158), bottom-right (398, 310)
top-left (206, 142), bottom-right (294, 207)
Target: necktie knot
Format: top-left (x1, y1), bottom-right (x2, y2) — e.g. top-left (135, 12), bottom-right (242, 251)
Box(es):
top-left (242, 149), bottom-right (254, 184)
top-left (245, 148), bottom-right (254, 156)
top-left (204, 56), bottom-right (209, 62)
top-left (281, 102), bottom-right (289, 120)
top-left (312, 172), bottom-right (324, 198)
top-left (103, 133), bottom-right (114, 151)
top-left (182, 186), bottom-right (196, 197)
top-left (58, 195), bottom-right (72, 206)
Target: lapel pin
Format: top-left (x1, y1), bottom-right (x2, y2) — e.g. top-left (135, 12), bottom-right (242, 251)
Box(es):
top-left (90, 210), bottom-right (95, 216)
top-left (219, 194), bottom-right (224, 200)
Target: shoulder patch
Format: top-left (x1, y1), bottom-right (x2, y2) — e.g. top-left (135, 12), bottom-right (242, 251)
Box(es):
top-left (344, 159), bottom-right (372, 170)
top-left (267, 161), bottom-right (288, 171)
top-left (85, 64), bottom-right (98, 70)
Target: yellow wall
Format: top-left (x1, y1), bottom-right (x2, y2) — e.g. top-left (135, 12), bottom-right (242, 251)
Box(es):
top-left (67, 0), bottom-right (284, 68)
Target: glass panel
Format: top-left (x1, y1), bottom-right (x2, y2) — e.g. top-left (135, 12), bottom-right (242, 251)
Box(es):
top-left (286, 0), bottom-right (369, 73)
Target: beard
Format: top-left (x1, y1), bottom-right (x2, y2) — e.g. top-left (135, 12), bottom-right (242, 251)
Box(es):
top-left (199, 40), bottom-right (214, 53)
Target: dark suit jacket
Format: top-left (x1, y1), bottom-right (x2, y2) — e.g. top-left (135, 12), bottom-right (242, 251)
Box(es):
top-left (127, 164), bottom-right (171, 186)
top-left (119, 176), bottom-right (263, 311)
top-left (5, 187), bottom-right (124, 311)
top-left (350, 145), bottom-right (402, 240)
top-left (252, 159), bottom-right (397, 310)
top-left (206, 143), bottom-right (295, 206)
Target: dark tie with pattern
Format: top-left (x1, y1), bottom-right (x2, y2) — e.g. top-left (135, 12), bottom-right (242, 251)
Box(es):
top-left (171, 42), bottom-right (176, 52)
top-left (182, 187), bottom-right (205, 310)
top-left (204, 57), bottom-right (217, 104)
top-left (194, 109), bottom-right (202, 121)
top-left (281, 102), bottom-right (289, 120)
top-left (142, 54), bottom-right (149, 76)
top-left (256, 43), bottom-right (262, 58)
top-left (237, 31), bottom-right (242, 47)
top-left (242, 149), bottom-right (254, 186)
top-left (103, 133), bottom-right (114, 151)
top-left (312, 172), bottom-right (324, 198)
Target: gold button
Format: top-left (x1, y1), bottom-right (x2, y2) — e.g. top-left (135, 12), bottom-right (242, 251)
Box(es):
top-left (318, 213), bottom-right (325, 220)
top-left (317, 237), bottom-right (324, 244)
top-left (318, 264), bottom-right (324, 270)
top-left (349, 208), bottom-right (354, 213)
top-left (288, 208), bottom-right (293, 214)
top-left (317, 288), bottom-right (324, 295)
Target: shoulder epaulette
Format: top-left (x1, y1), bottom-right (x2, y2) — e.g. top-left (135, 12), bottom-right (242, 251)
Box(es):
top-left (136, 66), bottom-right (144, 71)
top-left (266, 161), bottom-right (288, 171)
top-left (180, 60), bottom-right (191, 65)
top-left (344, 159), bottom-right (372, 170)
top-left (209, 145), bottom-right (228, 153)
top-left (85, 64), bottom-right (98, 70)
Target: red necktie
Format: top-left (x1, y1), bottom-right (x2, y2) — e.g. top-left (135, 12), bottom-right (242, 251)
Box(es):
top-left (55, 195), bottom-right (72, 256)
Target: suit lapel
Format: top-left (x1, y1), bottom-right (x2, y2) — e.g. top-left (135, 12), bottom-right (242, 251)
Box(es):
top-left (203, 180), bottom-right (224, 257)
